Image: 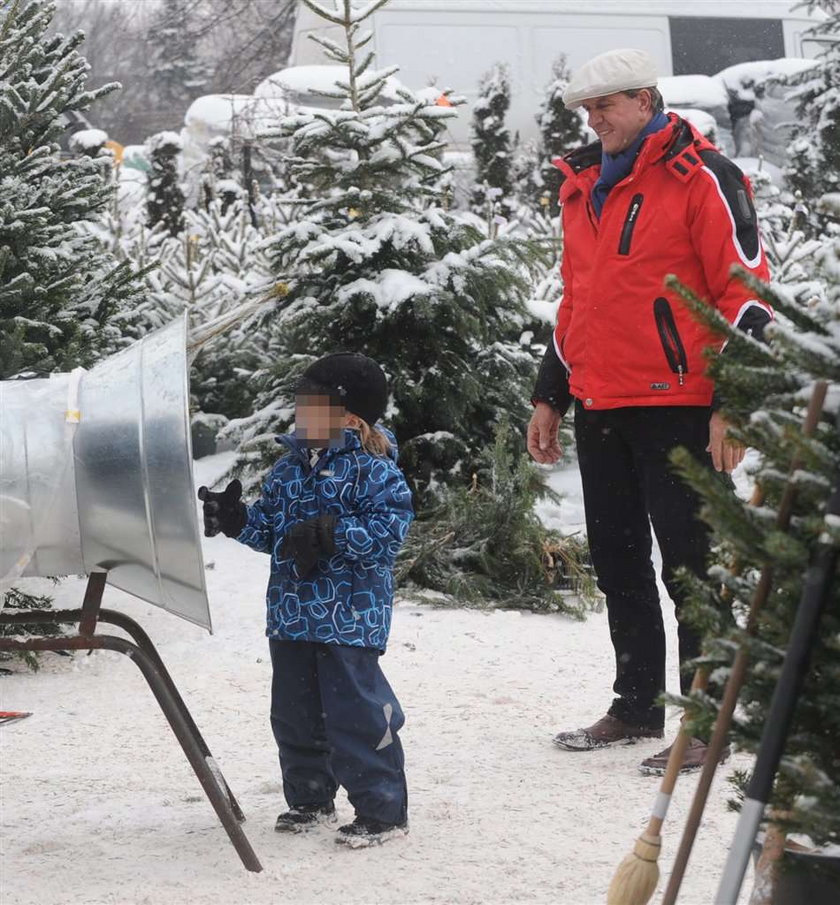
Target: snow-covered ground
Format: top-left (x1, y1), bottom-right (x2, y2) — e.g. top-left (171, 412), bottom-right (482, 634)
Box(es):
top-left (0, 454), bottom-right (753, 905)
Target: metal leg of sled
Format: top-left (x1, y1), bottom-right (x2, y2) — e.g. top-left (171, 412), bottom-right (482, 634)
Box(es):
top-left (96, 608), bottom-right (246, 823)
top-left (0, 605), bottom-right (247, 823)
top-left (0, 575), bottom-right (262, 872)
top-left (97, 634), bottom-right (262, 872)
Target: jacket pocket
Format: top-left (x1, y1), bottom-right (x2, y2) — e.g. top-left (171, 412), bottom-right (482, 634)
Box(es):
top-left (618, 193), bottom-right (644, 255)
top-left (653, 297), bottom-right (688, 386)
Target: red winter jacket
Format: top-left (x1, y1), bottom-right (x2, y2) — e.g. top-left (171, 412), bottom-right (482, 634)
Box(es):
top-left (552, 114), bottom-right (771, 411)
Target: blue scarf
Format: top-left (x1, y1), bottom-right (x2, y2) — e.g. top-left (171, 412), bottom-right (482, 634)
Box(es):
top-left (590, 111), bottom-right (669, 218)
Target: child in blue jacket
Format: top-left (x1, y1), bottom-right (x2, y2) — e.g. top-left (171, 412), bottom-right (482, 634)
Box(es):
top-left (198, 353), bottom-right (414, 847)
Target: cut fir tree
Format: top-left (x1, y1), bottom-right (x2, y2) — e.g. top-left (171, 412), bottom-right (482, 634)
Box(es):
top-left (146, 131), bottom-right (186, 239)
top-left (470, 62), bottom-right (514, 221)
top-left (666, 263), bottom-right (840, 892)
top-left (226, 0), bottom-right (548, 506)
top-left (396, 418), bottom-right (596, 615)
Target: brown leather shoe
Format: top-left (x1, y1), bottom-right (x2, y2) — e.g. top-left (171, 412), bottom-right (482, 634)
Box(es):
top-left (638, 736), bottom-right (731, 776)
top-left (553, 713), bottom-right (664, 751)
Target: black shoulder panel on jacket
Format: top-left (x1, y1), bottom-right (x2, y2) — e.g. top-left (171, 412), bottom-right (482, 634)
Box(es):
top-left (698, 149), bottom-right (761, 262)
top-left (663, 119), bottom-right (695, 161)
top-left (564, 142), bottom-right (602, 174)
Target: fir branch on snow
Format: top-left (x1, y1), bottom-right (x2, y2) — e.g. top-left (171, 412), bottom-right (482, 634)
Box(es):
top-left (396, 419), bottom-right (596, 614)
top-left (0, 585), bottom-right (63, 672)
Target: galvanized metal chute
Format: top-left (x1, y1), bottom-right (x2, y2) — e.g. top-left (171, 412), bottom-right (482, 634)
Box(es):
top-left (0, 310), bottom-right (272, 872)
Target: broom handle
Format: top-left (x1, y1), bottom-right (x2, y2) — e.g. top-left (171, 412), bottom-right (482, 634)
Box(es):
top-left (717, 484), bottom-right (840, 905)
top-left (639, 480), bottom-right (765, 843)
top-left (642, 472), bottom-right (767, 841)
top-left (642, 668), bottom-right (709, 840)
top-left (661, 379), bottom-right (828, 905)
top-left (639, 484), bottom-right (767, 843)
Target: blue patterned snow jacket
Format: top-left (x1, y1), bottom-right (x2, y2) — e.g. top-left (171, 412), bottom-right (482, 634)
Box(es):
top-left (236, 427), bottom-right (413, 650)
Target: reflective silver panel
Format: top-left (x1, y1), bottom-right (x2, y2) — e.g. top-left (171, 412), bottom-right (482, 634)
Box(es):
top-left (0, 315), bottom-right (211, 631)
top-left (0, 373), bottom-right (85, 579)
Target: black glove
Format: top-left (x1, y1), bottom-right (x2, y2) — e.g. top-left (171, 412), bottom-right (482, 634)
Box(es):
top-left (281, 514), bottom-right (337, 578)
top-left (197, 480), bottom-right (247, 538)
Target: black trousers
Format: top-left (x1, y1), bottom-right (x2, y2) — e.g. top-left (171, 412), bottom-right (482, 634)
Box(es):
top-left (574, 402), bottom-right (715, 728)
top-left (269, 639), bottom-right (407, 825)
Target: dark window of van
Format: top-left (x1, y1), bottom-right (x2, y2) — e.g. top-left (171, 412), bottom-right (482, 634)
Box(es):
top-left (669, 17), bottom-right (785, 75)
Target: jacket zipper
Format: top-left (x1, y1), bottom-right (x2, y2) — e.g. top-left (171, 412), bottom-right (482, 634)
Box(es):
top-left (618, 193), bottom-right (644, 255)
top-left (653, 297), bottom-right (688, 386)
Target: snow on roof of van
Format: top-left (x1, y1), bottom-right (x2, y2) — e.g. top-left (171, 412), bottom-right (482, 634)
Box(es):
top-left (659, 75), bottom-right (728, 111)
top-left (294, 0), bottom-right (827, 20)
top-left (69, 128), bottom-right (108, 150)
top-left (184, 94), bottom-right (287, 137)
top-left (715, 58), bottom-right (820, 88)
top-left (255, 65), bottom-right (346, 97)
top-left (186, 94), bottom-right (264, 128)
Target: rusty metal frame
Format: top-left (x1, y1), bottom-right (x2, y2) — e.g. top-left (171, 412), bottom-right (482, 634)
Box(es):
top-left (0, 572), bottom-right (262, 873)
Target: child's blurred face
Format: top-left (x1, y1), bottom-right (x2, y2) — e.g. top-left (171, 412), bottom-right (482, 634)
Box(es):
top-left (295, 393), bottom-right (346, 446)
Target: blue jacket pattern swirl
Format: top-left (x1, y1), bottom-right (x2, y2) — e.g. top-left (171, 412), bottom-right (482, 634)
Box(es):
top-left (236, 428), bottom-right (414, 650)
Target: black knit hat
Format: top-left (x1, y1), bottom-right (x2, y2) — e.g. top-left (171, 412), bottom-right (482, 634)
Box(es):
top-left (296, 353), bottom-right (388, 426)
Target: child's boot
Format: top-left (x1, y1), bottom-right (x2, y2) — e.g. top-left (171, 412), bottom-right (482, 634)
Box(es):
top-left (274, 802), bottom-right (337, 833)
top-left (335, 815), bottom-right (408, 848)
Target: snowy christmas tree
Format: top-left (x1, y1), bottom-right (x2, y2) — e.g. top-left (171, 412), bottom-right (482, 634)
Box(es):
top-left (749, 166), bottom-right (828, 307)
top-left (783, 1), bottom-right (840, 225)
top-left (183, 198), bottom-right (274, 420)
top-left (119, 194), bottom-right (275, 421)
top-left (512, 57), bottom-right (585, 221)
top-left (225, 0), bottom-right (543, 506)
top-left (662, 39), bottom-right (840, 866)
top-left (0, 0), bottom-right (147, 640)
top-left (200, 136), bottom-right (241, 214)
top-left (145, 0), bottom-right (209, 126)
top-left (668, 267), bottom-right (840, 873)
top-left (145, 131), bottom-right (185, 237)
top-left (0, 0), bottom-right (145, 379)
top-left (470, 62), bottom-right (514, 221)
top-left (535, 56), bottom-right (586, 215)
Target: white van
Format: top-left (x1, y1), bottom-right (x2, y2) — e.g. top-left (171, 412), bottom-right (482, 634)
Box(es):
top-left (290, 0), bottom-right (827, 146)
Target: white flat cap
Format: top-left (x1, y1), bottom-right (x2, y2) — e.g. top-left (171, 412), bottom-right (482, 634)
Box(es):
top-left (563, 49), bottom-right (658, 109)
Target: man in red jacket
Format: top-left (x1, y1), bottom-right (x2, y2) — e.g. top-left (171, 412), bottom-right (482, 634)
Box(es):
top-left (527, 48), bottom-right (772, 774)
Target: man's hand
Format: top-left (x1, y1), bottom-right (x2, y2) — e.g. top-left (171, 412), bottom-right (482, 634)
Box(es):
top-left (527, 402), bottom-right (563, 465)
top-left (707, 411), bottom-right (746, 473)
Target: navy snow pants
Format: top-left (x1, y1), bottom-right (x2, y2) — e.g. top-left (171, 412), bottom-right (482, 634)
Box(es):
top-left (269, 639), bottom-right (407, 826)
top-left (574, 403), bottom-right (716, 729)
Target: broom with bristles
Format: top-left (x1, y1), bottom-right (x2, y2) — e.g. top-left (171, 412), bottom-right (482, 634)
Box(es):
top-left (606, 379), bottom-right (828, 905)
top-left (606, 670), bottom-right (708, 905)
